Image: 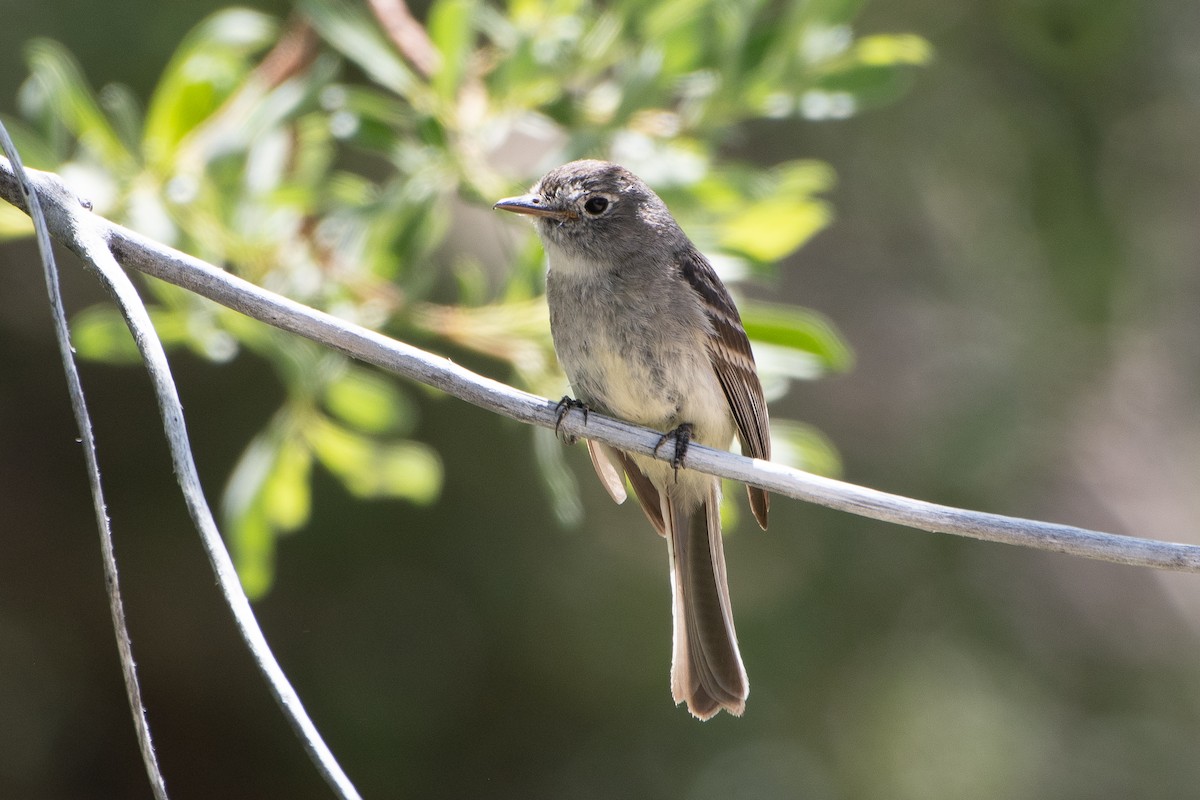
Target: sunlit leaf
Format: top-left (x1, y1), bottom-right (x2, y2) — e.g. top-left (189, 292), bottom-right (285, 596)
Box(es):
top-left (428, 0), bottom-right (476, 99)
top-left (853, 33), bottom-right (933, 67)
top-left (768, 418), bottom-right (842, 477)
top-left (125, 180), bottom-right (179, 244)
top-left (807, 34), bottom-right (931, 112)
top-left (742, 301), bottom-right (854, 373)
top-left (813, 64), bottom-right (916, 110)
top-left (70, 305), bottom-right (193, 363)
top-left (23, 39), bottom-right (135, 169)
top-left (718, 197), bottom-right (831, 262)
top-left (98, 83), bottom-right (143, 156)
top-left (71, 306), bottom-right (143, 363)
top-left (0, 114), bottom-right (59, 169)
top-left (300, 0), bottom-right (420, 99)
top-left (710, 160), bottom-right (836, 262)
top-left (262, 438), bottom-right (313, 532)
top-left (774, 159), bottom-right (838, 196)
top-left (0, 205), bottom-right (32, 239)
top-left (143, 8), bottom-right (278, 167)
top-left (72, 301), bottom-right (242, 365)
top-left (223, 413), bottom-right (289, 524)
top-left (610, 131), bottom-right (708, 188)
top-left (641, 0), bottom-right (705, 74)
top-left (323, 366), bottom-right (414, 434)
top-left (307, 416), bottom-right (442, 502)
top-left (415, 299), bottom-right (556, 385)
top-left (221, 416), bottom-right (301, 597)
top-left (228, 506), bottom-right (275, 598)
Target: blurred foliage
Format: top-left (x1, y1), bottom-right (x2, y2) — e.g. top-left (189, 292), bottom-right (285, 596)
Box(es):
top-left (1, 0), bottom-right (927, 594)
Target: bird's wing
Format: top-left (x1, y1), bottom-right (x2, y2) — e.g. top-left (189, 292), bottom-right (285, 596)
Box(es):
top-left (586, 440), bottom-right (667, 536)
top-left (678, 247), bottom-right (771, 529)
top-left (586, 439), bottom-right (627, 504)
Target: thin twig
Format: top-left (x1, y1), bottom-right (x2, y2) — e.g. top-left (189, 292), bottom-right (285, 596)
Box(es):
top-left (253, 14), bottom-right (322, 89)
top-left (2, 158), bottom-right (1198, 574)
top-left (0, 161), bottom-right (362, 798)
top-left (0, 130), bottom-right (170, 796)
top-left (365, 0), bottom-right (441, 78)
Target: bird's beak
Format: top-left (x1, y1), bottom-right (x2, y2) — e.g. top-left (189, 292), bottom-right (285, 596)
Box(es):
top-left (493, 193), bottom-right (575, 220)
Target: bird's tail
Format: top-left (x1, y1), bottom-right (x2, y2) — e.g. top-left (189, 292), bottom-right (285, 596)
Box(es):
top-left (665, 480), bottom-right (748, 719)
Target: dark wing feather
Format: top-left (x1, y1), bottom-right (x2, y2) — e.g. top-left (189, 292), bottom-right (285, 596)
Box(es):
top-left (678, 247), bottom-right (771, 529)
top-left (612, 449), bottom-right (666, 536)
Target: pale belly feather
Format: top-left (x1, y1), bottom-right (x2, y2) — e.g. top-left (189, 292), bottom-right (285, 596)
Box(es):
top-left (547, 264), bottom-right (735, 501)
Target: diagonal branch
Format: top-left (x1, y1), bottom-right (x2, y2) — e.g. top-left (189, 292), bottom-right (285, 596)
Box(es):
top-left (3, 157), bottom-right (1200, 578)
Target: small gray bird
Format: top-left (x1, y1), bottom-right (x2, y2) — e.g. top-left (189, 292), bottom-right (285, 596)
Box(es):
top-left (494, 160), bottom-right (770, 719)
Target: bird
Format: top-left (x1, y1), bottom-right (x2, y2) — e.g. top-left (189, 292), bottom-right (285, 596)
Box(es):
top-left (494, 160), bottom-right (770, 719)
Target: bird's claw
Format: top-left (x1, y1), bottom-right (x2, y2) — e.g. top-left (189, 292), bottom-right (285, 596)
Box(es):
top-left (554, 396), bottom-right (589, 444)
top-left (653, 423), bottom-right (693, 479)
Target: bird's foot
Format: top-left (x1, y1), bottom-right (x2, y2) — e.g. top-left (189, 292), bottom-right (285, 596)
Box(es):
top-left (653, 423), bottom-right (693, 479)
top-left (554, 396), bottom-right (590, 444)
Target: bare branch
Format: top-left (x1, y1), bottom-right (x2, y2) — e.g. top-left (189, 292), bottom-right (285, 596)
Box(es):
top-left (0, 130), bottom-right (170, 797)
top-left (4, 158), bottom-right (1200, 579)
top-left (0, 160), bottom-right (362, 798)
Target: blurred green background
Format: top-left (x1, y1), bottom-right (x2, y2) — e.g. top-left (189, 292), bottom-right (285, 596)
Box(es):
top-left (5, 0), bottom-right (1200, 797)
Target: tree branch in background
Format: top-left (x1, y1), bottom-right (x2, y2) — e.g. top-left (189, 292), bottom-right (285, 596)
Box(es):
top-left (253, 14), bottom-right (321, 88)
top-left (4, 156), bottom-right (1200, 575)
top-left (366, 0), bottom-right (440, 78)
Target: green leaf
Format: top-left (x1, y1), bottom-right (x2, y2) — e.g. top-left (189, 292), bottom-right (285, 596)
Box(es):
top-left (322, 366), bottom-right (414, 434)
top-left (307, 416), bottom-right (442, 502)
top-left (23, 39), bottom-right (135, 169)
top-left (853, 33), bottom-right (933, 67)
top-left (811, 66), bottom-right (913, 111)
top-left (222, 416), bottom-right (308, 598)
top-left (711, 160), bottom-right (836, 263)
top-left (428, 0), bottom-right (477, 99)
top-left (717, 196), bottom-right (831, 262)
top-left (320, 85), bottom-right (419, 156)
top-left (223, 414), bottom-right (290, 525)
top-left (806, 34), bottom-right (932, 113)
top-left (98, 83), bottom-right (143, 156)
top-left (71, 303), bottom-right (231, 363)
top-left (768, 419), bottom-right (842, 477)
top-left (0, 118), bottom-right (50, 235)
top-left (143, 8), bottom-right (278, 167)
top-left (774, 159), bottom-right (838, 196)
top-left (300, 0), bottom-right (420, 99)
top-left (0, 204), bottom-right (32, 240)
top-left (741, 301), bottom-right (854, 374)
top-left (71, 306), bottom-right (142, 363)
top-left (229, 506), bottom-right (276, 598)
top-left (261, 438), bottom-right (313, 533)
top-left (0, 114), bottom-right (59, 169)
top-left (640, 0), bottom-right (706, 74)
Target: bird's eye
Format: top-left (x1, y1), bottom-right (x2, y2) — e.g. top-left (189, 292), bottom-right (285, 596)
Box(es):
top-left (583, 196), bottom-right (609, 215)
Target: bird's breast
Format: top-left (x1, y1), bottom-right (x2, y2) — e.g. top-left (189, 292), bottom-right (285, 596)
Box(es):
top-left (546, 266), bottom-right (733, 449)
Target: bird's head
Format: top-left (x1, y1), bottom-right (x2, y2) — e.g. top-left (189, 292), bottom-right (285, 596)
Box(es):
top-left (494, 160), bottom-right (678, 264)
